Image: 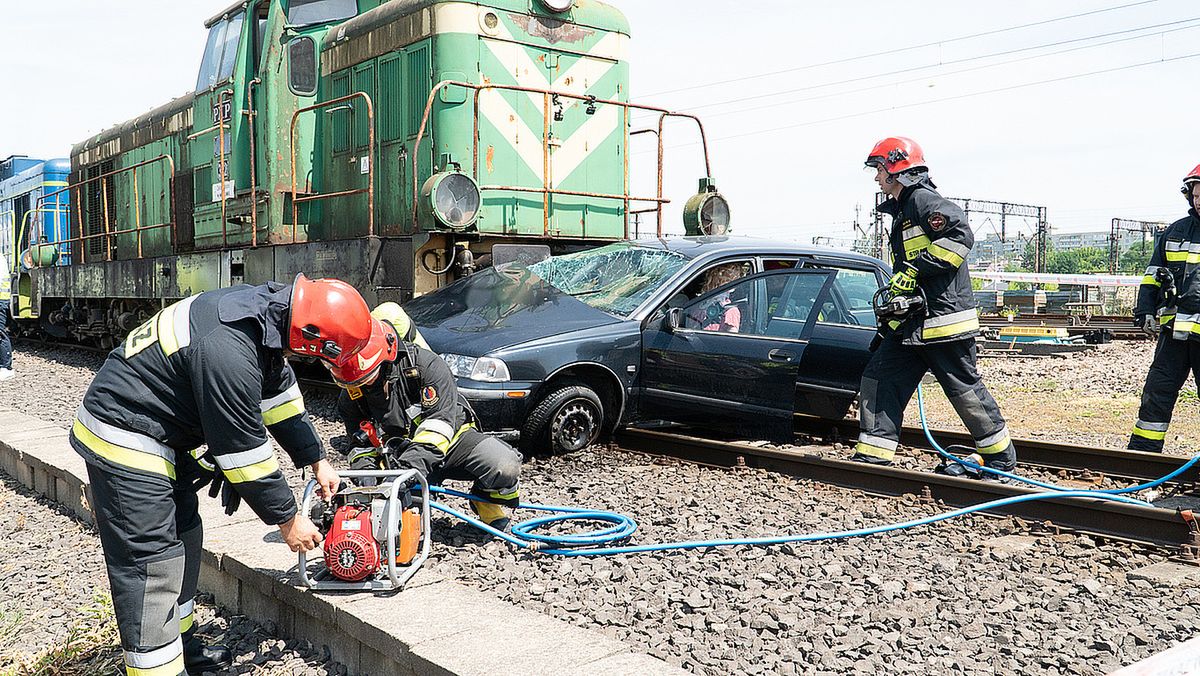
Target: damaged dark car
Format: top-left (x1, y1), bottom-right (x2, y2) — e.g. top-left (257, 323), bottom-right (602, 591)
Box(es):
top-left (405, 237), bottom-right (889, 454)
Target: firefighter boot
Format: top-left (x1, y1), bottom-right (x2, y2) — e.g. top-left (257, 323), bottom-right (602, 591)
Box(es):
top-left (183, 631), bottom-right (233, 674)
top-left (470, 500), bottom-right (511, 532)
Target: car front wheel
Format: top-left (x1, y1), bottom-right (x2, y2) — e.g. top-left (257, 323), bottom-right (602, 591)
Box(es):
top-left (521, 384), bottom-right (605, 454)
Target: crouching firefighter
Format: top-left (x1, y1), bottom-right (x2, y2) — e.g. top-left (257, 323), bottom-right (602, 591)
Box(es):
top-left (70, 275), bottom-right (381, 675)
top-left (852, 137), bottom-right (1017, 474)
top-left (1128, 164), bottom-right (1200, 452)
top-left (328, 304), bottom-right (523, 531)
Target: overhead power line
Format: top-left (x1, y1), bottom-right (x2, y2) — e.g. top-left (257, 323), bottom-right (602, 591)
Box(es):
top-left (674, 16), bottom-right (1200, 115)
top-left (643, 0), bottom-right (1161, 98)
top-left (694, 21), bottom-right (1200, 121)
top-left (634, 50), bottom-right (1200, 152)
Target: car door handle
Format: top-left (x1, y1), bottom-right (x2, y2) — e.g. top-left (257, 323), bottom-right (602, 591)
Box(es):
top-left (768, 349), bottom-right (796, 362)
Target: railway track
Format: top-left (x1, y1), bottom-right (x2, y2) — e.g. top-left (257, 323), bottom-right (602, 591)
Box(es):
top-left (792, 415), bottom-right (1199, 484)
top-left (615, 426), bottom-right (1200, 554)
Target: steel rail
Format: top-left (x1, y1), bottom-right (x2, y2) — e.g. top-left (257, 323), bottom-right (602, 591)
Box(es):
top-left (615, 427), bottom-right (1200, 552)
top-left (791, 415), bottom-right (1199, 484)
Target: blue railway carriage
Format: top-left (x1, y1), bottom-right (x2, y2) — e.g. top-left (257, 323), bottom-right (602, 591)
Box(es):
top-left (0, 155), bottom-right (71, 319)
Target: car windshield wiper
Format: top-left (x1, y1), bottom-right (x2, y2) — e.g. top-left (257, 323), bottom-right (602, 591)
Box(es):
top-left (566, 288), bottom-right (608, 297)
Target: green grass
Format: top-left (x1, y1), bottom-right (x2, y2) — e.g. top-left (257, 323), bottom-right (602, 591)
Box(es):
top-left (0, 594), bottom-right (122, 676)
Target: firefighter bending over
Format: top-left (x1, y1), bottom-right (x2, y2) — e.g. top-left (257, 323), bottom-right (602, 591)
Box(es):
top-left (71, 275), bottom-right (380, 675)
top-left (1128, 164), bottom-right (1200, 452)
top-left (329, 304), bottom-right (523, 531)
top-left (852, 137), bottom-right (1017, 474)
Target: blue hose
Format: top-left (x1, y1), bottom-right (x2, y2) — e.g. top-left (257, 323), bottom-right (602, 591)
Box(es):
top-left (419, 386), bottom-right (1194, 556)
top-left (914, 385), bottom-right (1200, 499)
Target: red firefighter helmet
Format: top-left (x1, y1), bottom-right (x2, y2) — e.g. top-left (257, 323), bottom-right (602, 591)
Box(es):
top-left (865, 137), bottom-right (927, 175)
top-left (327, 318), bottom-right (399, 387)
top-left (287, 274), bottom-right (374, 367)
top-left (1183, 163), bottom-right (1200, 198)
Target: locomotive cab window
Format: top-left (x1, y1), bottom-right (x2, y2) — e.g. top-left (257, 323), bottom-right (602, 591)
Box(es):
top-left (288, 37), bottom-right (318, 95)
top-left (288, 0), bottom-right (358, 26)
top-left (196, 12), bottom-right (245, 92)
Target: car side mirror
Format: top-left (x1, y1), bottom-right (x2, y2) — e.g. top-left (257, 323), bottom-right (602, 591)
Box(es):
top-left (663, 307), bottom-right (682, 333)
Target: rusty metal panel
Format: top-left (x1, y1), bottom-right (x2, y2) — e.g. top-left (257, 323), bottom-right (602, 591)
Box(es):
top-left (164, 252), bottom-right (231, 298)
top-left (104, 260), bottom-right (158, 299)
top-left (244, 246), bottom-right (277, 285)
top-left (67, 263), bottom-right (107, 299)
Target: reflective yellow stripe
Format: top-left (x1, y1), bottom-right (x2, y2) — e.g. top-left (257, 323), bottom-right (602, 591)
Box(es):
top-left (1166, 250), bottom-right (1187, 262)
top-left (1131, 426), bottom-right (1166, 441)
top-left (854, 441), bottom-right (895, 461)
top-left (922, 316), bottom-right (980, 340)
top-left (222, 456), bottom-right (280, 483)
top-left (488, 488), bottom-right (519, 501)
top-left (1142, 275), bottom-right (1161, 286)
top-left (902, 235), bottom-right (931, 260)
top-left (126, 656), bottom-right (185, 676)
top-left (0, 292), bottom-right (10, 301)
top-left (412, 430), bottom-right (451, 453)
top-left (927, 243), bottom-right (965, 267)
top-left (72, 419), bottom-right (176, 479)
top-left (887, 319), bottom-right (901, 331)
top-left (157, 304), bottom-right (180, 356)
top-left (179, 612), bottom-right (194, 633)
top-left (1161, 313), bottom-right (1175, 325)
top-left (262, 399), bottom-right (305, 426)
top-left (976, 435), bottom-right (1011, 455)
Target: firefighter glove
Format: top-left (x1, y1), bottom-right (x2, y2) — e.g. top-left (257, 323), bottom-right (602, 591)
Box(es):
top-left (206, 472), bottom-right (243, 516)
top-left (888, 262), bottom-right (919, 295)
top-left (1136, 314), bottom-right (1160, 337)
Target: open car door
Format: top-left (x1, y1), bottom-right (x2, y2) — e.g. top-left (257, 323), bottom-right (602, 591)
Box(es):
top-left (639, 268), bottom-right (838, 443)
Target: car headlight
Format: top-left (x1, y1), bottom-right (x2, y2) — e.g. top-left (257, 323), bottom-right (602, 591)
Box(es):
top-left (440, 354), bottom-right (511, 382)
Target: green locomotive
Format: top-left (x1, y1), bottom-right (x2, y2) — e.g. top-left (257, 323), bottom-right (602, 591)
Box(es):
top-left (17, 0), bottom-right (727, 345)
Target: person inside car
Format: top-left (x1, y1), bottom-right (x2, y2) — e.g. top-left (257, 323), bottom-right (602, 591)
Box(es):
top-left (692, 263), bottom-right (748, 332)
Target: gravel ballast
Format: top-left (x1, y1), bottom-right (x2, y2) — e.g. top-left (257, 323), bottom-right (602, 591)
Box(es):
top-left (3, 341), bottom-right (1199, 675)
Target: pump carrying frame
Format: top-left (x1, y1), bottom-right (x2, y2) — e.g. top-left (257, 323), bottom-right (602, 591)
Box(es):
top-left (298, 469), bottom-right (431, 592)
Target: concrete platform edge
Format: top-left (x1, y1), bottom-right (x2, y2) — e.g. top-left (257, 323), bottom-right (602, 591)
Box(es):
top-left (0, 409), bottom-right (685, 676)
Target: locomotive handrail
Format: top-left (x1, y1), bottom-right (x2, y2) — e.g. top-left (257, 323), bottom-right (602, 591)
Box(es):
top-left (35, 154), bottom-right (176, 265)
top-left (186, 89), bottom-right (235, 248)
top-left (410, 80), bottom-right (713, 238)
top-left (19, 205), bottom-right (71, 267)
top-left (289, 92), bottom-right (376, 242)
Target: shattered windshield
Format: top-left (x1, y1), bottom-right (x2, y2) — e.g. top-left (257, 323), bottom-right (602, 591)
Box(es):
top-left (527, 242), bottom-right (689, 317)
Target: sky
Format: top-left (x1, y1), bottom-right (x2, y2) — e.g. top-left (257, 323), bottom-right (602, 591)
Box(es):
top-left (1, 0), bottom-right (1197, 247)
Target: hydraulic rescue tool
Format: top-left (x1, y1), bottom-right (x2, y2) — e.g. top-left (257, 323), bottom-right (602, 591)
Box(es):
top-left (299, 469), bottom-right (431, 592)
top-left (869, 286), bottom-right (927, 351)
top-left (1154, 265), bottom-right (1177, 333)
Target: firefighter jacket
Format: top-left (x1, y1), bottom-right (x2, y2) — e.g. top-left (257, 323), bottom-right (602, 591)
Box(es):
top-left (1136, 210), bottom-right (1200, 341)
top-left (338, 343), bottom-right (474, 477)
top-left (0, 251), bottom-right (9, 302)
top-left (71, 283), bottom-right (323, 525)
top-left (877, 178), bottom-right (979, 345)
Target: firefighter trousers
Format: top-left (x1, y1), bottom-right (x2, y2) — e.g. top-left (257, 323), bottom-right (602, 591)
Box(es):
top-left (1129, 333), bottom-right (1200, 452)
top-left (854, 335), bottom-right (1016, 468)
top-left (82, 453), bottom-right (203, 676)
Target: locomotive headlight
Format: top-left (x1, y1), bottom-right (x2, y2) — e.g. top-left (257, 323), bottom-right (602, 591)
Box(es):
top-left (682, 177), bottom-right (732, 236)
top-left (540, 0), bottom-right (574, 12)
top-left (420, 169), bottom-right (481, 231)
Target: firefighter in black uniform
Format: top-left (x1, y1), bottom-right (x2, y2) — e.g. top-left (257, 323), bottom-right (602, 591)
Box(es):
top-left (852, 137), bottom-right (1017, 473)
top-left (328, 304), bottom-right (523, 530)
top-left (71, 275), bottom-right (378, 676)
top-left (1128, 164), bottom-right (1200, 451)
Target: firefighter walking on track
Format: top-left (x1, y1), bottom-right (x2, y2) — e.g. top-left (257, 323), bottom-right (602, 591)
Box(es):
top-left (329, 304), bottom-right (523, 531)
top-left (71, 275), bottom-right (378, 676)
top-left (852, 137), bottom-right (1017, 473)
top-left (1128, 164), bottom-right (1200, 452)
